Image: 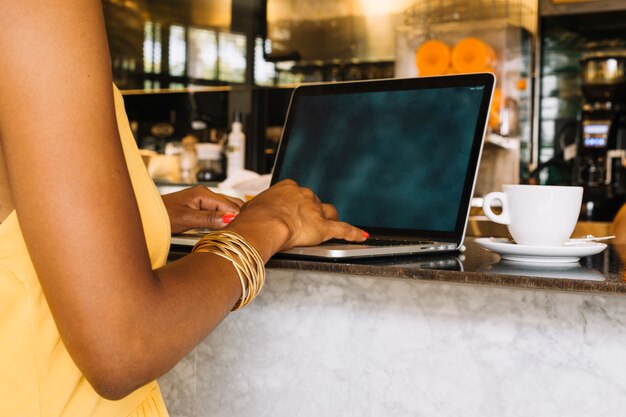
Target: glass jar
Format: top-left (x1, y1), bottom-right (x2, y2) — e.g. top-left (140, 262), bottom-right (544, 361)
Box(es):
top-left (196, 143), bottom-right (225, 182)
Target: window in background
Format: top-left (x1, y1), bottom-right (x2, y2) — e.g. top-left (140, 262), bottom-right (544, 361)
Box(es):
top-left (218, 32), bottom-right (247, 83)
top-left (255, 38), bottom-right (276, 86)
top-left (140, 22), bottom-right (253, 86)
top-left (169, 25), bottom-right (187, 77)
top-left (143, 21), bottom-right (162, 74)
top-left (188, 27), bottom-right (218, 80)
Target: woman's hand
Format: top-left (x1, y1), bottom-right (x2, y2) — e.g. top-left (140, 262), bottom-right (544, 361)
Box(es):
top-left (227, 179), bottom-right (367, 257)
top-left (162, 185), bottom-right (244, 234)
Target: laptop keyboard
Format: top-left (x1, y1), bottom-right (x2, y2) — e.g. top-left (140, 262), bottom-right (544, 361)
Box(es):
top-left (325, 238), bottom-right (434, 247)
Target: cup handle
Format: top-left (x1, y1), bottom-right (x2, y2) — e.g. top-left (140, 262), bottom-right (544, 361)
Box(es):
top-left (482, 192), bottom-right (511, 225)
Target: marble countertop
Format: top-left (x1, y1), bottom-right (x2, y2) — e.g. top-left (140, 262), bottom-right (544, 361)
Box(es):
top-left (170, 238), bottom-right (626, 295)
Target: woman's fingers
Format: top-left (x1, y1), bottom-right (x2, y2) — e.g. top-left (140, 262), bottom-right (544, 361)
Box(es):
top-left (180, 209), bottom-right (231, 230)
top-left (231, 179), bottom-right (368, 249)
top-left (192, 186), bottom-right (242, 213)
top-left (321, 203), bottom-right (338, 220)
top-left (221, 194), bottom-right (245, 208)
top-left (299, 186), bottom-right (320, 203)
top-left (162, 186), bottom-right (244, 233)
top-left (325, 220), bottom-right (368, 242)
top-left (274, 178), bottom-right (298, 188)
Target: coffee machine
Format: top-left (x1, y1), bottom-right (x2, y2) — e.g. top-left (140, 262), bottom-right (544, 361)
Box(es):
top-left (575, 50), bottom-right (626, 221)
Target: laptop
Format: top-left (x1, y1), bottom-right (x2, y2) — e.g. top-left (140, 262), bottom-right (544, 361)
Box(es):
top-left (270, 73), bottom-right (495, 259)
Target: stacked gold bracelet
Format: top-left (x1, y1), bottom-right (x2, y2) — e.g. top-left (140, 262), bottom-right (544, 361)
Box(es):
top-left (191, 230), bottom-right (265, 311)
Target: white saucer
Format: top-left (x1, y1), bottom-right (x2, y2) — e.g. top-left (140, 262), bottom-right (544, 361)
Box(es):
top-left (475, 237), bottom-right (607, 264)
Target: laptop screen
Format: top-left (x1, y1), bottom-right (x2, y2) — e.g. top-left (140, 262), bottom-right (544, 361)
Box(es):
top-left (271, 74), bottom-right (494, 240)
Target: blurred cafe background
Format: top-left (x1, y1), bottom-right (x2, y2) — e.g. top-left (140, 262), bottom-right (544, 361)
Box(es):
top-left (103, 0), bottom-right (626, 223)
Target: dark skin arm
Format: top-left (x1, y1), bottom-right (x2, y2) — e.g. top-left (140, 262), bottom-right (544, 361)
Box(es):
top-left (0, 0), bottom-right (365, 401)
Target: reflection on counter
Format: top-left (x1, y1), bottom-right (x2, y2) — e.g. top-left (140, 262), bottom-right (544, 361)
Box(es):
top-left (265, 237), bottom-right (626, 294)
top-left (479, 260), bottom-right (605, 281)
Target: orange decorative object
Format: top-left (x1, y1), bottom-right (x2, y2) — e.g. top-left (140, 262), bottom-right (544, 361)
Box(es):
top-left (488, 108), bottom-right (501, 130)
top-left (415, 40), bottom-right (451, 76)
top-left (483, 66), bottom-right (497, 75)
top-left (488, 88), bottom-right (502, 130)
top-left (451, 38), bottom-right (496, 74)
top-left (492, 88), bottom-right (502, 110)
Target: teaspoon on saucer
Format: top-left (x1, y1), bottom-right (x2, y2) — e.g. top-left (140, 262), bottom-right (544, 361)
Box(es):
top-left (565, 235), bottom-right (615, 244)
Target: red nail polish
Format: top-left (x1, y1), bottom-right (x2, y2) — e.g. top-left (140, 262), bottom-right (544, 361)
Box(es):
top-left (222, 213), bottom-right (236, 224)
top-left (362, 230), bottom-right (370, 239)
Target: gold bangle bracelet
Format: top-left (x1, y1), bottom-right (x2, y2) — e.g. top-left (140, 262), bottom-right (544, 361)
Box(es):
top-left (191, 230), bottom-right (265, 311)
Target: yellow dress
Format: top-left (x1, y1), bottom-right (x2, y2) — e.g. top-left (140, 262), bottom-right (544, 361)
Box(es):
top-left (0, 86), bottom-right (171, 417)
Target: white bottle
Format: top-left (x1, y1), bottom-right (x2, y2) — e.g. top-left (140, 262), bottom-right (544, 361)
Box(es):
top-left (179, 135), bottom-right (198, 184)
top-left (226, 113), bottom-right (246, 178)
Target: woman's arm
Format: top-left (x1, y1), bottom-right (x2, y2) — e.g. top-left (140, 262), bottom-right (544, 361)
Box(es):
top-left (0, 0), bottom-right (365, 400)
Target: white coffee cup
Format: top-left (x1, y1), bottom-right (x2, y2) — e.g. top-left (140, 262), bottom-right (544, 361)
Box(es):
top-left (482, 184), bottom-right (583, 246)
